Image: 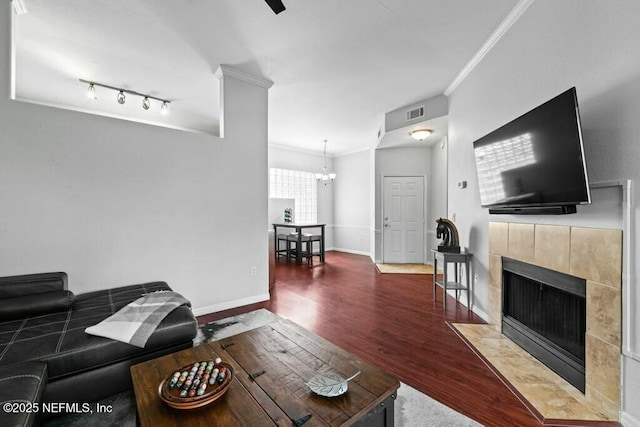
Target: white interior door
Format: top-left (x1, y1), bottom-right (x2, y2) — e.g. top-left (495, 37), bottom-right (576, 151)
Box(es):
top-left (383, 176), bottom-right (425, 263)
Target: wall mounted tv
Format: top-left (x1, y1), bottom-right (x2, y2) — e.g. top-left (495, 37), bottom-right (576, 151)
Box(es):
top-left (473, 87), bottom-right (591, 215)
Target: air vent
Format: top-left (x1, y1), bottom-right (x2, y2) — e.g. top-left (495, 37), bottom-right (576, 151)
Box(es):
top-left (406, 106), bottom-right (424, 121)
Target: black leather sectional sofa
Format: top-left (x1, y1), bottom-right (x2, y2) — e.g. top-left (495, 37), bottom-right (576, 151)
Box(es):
top-left (0, 272), bottom-right (197, 426)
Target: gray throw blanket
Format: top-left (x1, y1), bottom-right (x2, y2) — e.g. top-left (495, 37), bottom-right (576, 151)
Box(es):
top-left (85, 291), bottom-right (190, 348)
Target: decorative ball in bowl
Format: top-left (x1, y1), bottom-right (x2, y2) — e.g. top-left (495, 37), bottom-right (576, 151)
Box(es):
top-left (158, 358), bottom-right (234, 409)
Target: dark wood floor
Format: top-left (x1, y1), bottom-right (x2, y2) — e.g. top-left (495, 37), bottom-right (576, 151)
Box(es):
top-left (198, 251), bottom-right (542, 426)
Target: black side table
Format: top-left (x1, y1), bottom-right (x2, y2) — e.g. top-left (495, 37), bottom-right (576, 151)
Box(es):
top-left (431, 249), bottom-right (473, 310)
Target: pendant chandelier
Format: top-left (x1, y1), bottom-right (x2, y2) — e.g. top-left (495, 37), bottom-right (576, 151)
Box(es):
top-left (315, 140), bottom-right (336, 185)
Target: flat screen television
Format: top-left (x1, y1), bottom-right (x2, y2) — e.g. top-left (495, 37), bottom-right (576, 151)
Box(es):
top-left (473, 87), bottom-right (591, 215)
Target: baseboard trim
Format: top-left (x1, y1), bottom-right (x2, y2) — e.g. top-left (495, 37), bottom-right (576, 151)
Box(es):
top-left (471, 305), bottom-right (490, 322)
top-left (192, 293), bottom-right (270, 317)
top-left (330, 248), bottom-right (372, 257)
top-left (443, 289), bottom-right (490, 322)
top-left (621, 411), bottom-right (640, 427)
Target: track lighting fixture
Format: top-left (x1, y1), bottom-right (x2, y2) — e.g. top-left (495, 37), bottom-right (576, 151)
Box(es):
top-left (80, 79), bottom-right (170, 114)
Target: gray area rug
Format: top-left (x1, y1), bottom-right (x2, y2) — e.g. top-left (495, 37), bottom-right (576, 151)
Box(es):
top-left (45, 309), bottom-right (480, 426)
top-left (394, 382), bottom-right (481, 427)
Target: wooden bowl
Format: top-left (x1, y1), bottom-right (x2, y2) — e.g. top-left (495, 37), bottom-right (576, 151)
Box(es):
top-left (158, 362), bottom-right (234, 410)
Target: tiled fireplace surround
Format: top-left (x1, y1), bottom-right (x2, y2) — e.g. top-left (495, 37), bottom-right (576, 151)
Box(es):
top-left (457, 222), bottom-right (622, 423)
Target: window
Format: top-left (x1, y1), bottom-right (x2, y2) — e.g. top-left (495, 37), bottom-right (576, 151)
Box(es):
top-left (269, 168), bottom-right (318, 223)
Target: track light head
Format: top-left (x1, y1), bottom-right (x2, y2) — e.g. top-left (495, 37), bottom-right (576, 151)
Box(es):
top-left (86, 83), bottom-right (96, 99)
top-left (142, 97), bottom-right (150, 110)
top-left (117, 91), bottom-right (126, 104)
top-left (161, 101), bottom-right (169, 115)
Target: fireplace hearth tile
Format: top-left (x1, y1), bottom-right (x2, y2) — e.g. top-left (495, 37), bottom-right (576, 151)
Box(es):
top-left (453, 323), bottom-right (501, 341)
top-left (534, 225), bottom-right (570, 274)
top-left (489, 222), bottom-right (509, 255)
top-left (489, 354), bottom-right (562, 386)
top-left (488, 254), bottom-right (502, 289)
top-left (508, 223), bottom-right (535, 262)
top-left (586, 385), bottom-right (619, 421)
top-left (487, 285), bottom-right (501, 329)
top-left (570, 227), bottom-right (622, 289)
top-left (517, 383), bottom-right (613, 421)
top-left (473, 336), bottom-right (524, 359)
top-left (586, 334), bottom-right (621, 405)
top-left (587, 281), bottom-right (622, 347)
top-left (452, 323), bottom-right (618, 423)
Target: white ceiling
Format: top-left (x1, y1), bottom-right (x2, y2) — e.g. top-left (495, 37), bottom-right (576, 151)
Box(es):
top-left (13, 0), bottom-right (518, 155)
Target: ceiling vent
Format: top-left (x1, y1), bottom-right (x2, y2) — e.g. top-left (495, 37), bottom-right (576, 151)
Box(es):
top-left (406, 106), bottom-right (424, 121)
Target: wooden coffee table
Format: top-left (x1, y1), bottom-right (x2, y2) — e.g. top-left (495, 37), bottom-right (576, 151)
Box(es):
top-left (131, 318), bottom-right (399, 426)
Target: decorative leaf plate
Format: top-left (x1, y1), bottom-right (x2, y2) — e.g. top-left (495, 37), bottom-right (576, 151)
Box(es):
top-left (306, 371), bottom-right (360, 397)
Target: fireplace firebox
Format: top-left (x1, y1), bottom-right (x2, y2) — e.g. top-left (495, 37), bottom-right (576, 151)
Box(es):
top-left (502, 257), bottom-right (586, 392)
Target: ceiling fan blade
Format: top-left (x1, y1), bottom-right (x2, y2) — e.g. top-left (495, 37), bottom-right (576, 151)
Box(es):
top-left (265, 0), bottom-right (286, 14)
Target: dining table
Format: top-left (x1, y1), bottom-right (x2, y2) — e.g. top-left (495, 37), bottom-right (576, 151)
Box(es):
top-left (272, 223), bottom-right (326, 265)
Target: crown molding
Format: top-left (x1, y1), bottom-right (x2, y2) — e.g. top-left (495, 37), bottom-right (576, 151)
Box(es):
top-left (269, 142), bottom-right (325, 157)
top-left (335, 146), bottom-right (371, 158)
top-left (214, 64), bottom-right (274, 89)
top-left (444, 0), bottom-right (534, 96)
top-left (269, 142), bottom-right (372, 158)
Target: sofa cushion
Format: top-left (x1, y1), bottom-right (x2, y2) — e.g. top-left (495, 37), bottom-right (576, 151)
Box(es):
top-left (0, 282), bottom-right (197, 382)
top-left (0, 361), bottom-right (47, 427)
top-left (0, 272), bottom-right (67, 299)
top-left (0, 290), bottom-right (75, 321)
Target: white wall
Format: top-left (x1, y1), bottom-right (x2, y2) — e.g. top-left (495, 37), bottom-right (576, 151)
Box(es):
top-left (268, 145), bottom-right (334, 248)
top-left (428, 137), bottom-right (448, 253)
top-left (0, 4), bottom-right (271, 316)
top-left (446, 0), bottom-right (640, 421)
top-left (333, 149), bottom-right (371, 255)
top-left (374, 147), bottom-right (431, 262)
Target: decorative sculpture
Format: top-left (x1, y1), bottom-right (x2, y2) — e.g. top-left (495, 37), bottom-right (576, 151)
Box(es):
top-left (284, 208), bottom-right (292, 223)
top-left (436, 218), bottom-right (460, 253)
